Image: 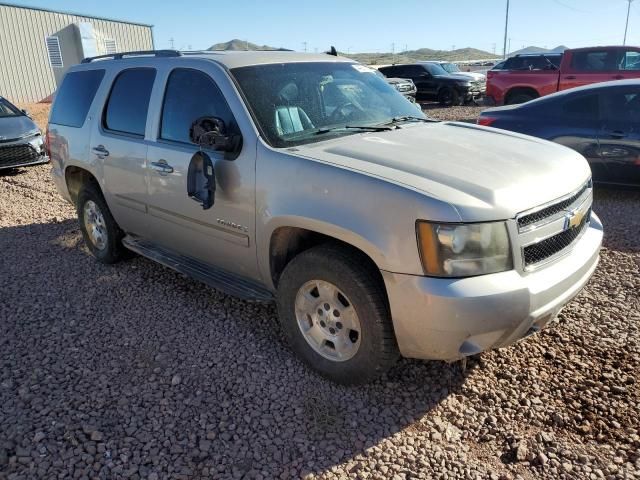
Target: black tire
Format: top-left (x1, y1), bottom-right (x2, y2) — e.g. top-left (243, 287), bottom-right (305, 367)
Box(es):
top-left (438, 87), bottom-right (462, 107)
top-left (506, 92), bottom-right (536, 105)
top-left (276, 244), bottom-right (399, 384)
top-left (76, 182), bottom-right (127, 264)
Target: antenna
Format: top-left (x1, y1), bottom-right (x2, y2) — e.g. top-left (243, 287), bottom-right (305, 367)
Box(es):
top-left (624, 0), bottom-right (635, 45)
top-left (502, 0), bottom-right (510, 58)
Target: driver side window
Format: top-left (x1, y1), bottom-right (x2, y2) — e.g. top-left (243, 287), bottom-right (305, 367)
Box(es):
top-left (160, 68), bottom-right (237, 144)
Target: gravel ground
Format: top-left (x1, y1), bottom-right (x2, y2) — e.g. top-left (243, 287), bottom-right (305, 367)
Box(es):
top-left (0, 105), bottom-right (639, 479)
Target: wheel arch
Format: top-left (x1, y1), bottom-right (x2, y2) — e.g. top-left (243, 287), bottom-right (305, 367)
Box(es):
top-left (266, 220), bottom-right (388, 291)
top-left (504, 86), bottom-right (540, 105)
top-left (65, 165), bottom-right (101, 203)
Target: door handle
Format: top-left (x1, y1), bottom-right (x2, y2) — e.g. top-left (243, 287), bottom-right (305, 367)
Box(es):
top-left (92, 145), bottom-right (109, 158)
top-left (612, 75), bottom-right (624, 80)
top-left (150, 160), bottom-right (174, 174)
top-left (565, 75), bottom-right (576, 80)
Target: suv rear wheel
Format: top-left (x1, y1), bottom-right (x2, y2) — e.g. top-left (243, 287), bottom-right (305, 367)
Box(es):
top-left (76, 183), bottom-right (127, 264)
top-left (276, 244), bottom-right (399, 384)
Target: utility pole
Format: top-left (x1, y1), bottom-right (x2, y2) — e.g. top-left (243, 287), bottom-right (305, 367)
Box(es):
top-left (502, 0), bottom-right (510, 58)
top-left (169, 37), bottom-right (174, 49)
top-left (302, 41), bottom-right (307, 52)
top-left (624, 0), bottom-right (635, 45)
top-left (492, 43), bottom-right (497, 55)
top-left (391, 42), bottom-right (395, 64)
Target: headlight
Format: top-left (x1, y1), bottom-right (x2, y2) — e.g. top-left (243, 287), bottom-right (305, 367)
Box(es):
top-left (416, 221), bottom-right (512, 277)
top-left (457, 82), bottom-right (472, 88)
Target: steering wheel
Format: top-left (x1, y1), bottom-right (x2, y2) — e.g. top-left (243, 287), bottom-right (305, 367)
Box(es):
top-left (328, 102), bottom-right (362, 123)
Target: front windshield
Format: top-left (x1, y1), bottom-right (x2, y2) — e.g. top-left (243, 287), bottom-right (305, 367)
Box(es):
top-left (231, 62), bottom-right (423, 147)
top-left (422, 63), bottom-right (449, 76)
top-left (441, 63), bottom-right (461, 73)
top-left (0, 98), bottom-right (21, 118)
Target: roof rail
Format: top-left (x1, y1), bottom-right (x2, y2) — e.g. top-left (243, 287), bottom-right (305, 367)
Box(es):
top-left (81, 49), bottom-right (182, 63)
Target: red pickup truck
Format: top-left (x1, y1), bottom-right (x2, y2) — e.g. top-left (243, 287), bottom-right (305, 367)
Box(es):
top-left (486, 46), bottom-right (640, 105)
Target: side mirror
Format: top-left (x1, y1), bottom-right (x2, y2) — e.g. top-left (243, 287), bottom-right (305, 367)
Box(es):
top-left (189, 116), bottom-right (242, 160)
top-left (21, 109), bottom-right (30, 117)
top-left (187, 151), bottom-right (216, 210)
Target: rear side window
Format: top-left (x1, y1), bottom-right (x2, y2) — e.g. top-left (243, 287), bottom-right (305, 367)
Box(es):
top-left (50, 69), bottom-right (105, 127)
top-left (104, 68), bottom-right (156, 136)
top-left (160, 69), bottom-right (236, 144)
top-left (571, 51), bottom-right (617, 72)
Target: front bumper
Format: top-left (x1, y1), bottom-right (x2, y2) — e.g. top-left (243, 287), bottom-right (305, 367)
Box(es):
top-left (382, 213), bottom-right (603, 361)
top-left (0, 135), bottom-right (48, 170)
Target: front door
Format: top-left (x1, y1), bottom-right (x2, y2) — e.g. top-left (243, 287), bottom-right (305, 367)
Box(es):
top-left (144, 67), bottom-right (258, 279)
top-left (93, 67), bottom-right (157, 235)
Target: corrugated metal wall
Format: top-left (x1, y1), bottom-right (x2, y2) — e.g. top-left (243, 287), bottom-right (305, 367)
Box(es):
top-left (0, 4), bottom-right (153, 103)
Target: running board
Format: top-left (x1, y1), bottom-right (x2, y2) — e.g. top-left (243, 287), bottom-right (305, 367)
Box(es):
top-left (122, 235), bottom-right (274, 302)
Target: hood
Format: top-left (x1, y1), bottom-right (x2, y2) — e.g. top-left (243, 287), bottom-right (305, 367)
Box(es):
top-left (386, 78), bottom-right (413, 85)
top-left (294, 122), bottom-right (591, 222)
top-left (434, 74), bottom-right (477, 82)
top-left (0, 115), bottom-right (39, 141)
top-left (458, 71), bottom-right (486, 81)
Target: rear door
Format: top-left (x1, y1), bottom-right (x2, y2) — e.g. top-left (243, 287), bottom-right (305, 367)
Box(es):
top-left (598, 85), bottom-right (640, 186)
top-left (552, 92), bottom-right (606, 181)
top-left (144, 65), bottom-right (258, 278)
top-left (91, 67), bottom-right (156, 234)
top-left (560, 49), bottom-right (619, 90)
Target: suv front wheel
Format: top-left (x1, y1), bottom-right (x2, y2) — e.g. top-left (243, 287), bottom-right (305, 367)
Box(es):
top-left (276, 244), bottom-right (399, 384)
top-left (76, 183), bottom-right (127, 264)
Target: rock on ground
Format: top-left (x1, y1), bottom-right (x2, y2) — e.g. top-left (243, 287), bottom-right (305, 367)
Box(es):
top-left (0, 104), bottom-right (638, 479)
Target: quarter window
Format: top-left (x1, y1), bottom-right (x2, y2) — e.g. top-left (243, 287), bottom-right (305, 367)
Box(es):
top-left (103, 68), bottom-right (156, 136)
top-left (160, 68), bottom-right (236, 144)
top-left (50, 69), bottom-right (105, 128)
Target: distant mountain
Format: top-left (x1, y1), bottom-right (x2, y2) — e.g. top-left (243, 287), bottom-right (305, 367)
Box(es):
top-left (509, 45), bottom-right (568, 56)
top-left (348, 47), bottom-right (499, 65)
top-left (207, 39), bottom-right (290, 51)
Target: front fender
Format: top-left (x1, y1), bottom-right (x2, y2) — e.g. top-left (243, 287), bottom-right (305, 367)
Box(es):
top-left (255, 141), bottom-right (459, 289)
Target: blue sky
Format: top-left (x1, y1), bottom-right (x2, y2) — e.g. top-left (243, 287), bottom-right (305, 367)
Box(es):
top-left (8, 0), bottom-right (640, 54)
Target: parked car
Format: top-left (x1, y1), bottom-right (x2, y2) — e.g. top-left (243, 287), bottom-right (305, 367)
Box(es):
top-left (49, 50), bottom-right (602, 384)
top-left (479, 79), bottom-right (640, 187)
top-left (486, 46), bottom-right (640, 105)
top-left (374, 70), bottom-right (417, 101)
top-left (379, 63), bottom-right (485, 105)
top-left (423, 61), bottom-right (486, 82)
top-left (0, 96), bottom-right (48, 170)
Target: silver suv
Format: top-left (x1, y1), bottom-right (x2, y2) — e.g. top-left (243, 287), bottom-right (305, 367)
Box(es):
top-left (49, 50), bottom-right (603, 384)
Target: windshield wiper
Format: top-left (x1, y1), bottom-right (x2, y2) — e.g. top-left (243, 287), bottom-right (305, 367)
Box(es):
top-left (314, 124), bottom-right (394, 135)
top-left (383, 116), bottom-right (438, 125)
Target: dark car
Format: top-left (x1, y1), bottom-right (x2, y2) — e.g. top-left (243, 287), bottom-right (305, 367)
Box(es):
top-left (0, 96), bottom-right (48, 170)
top-left (374, 70), bottom-right (417, 101)
top-left (478, 79), bottom-right (640, 186)
top-left (379, 63), bottom-right (485, 106)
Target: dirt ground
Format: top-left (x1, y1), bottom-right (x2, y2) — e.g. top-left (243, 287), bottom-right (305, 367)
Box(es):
top-left (1, 103), bottom-right (639, 479)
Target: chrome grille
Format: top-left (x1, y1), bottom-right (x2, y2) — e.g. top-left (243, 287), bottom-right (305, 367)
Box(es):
top-left (523, 209), bottom-right (590, 266)
top-left (518, 182), bottom-right (589, 229)
top-left (0, 144), bottom-right (41, 168)
top-left (516, 180), bottom-right (593, 269)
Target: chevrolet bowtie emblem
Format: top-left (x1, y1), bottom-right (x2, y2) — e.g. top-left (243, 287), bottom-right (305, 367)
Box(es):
top-left (564, 203), bottom-right (589, 231)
